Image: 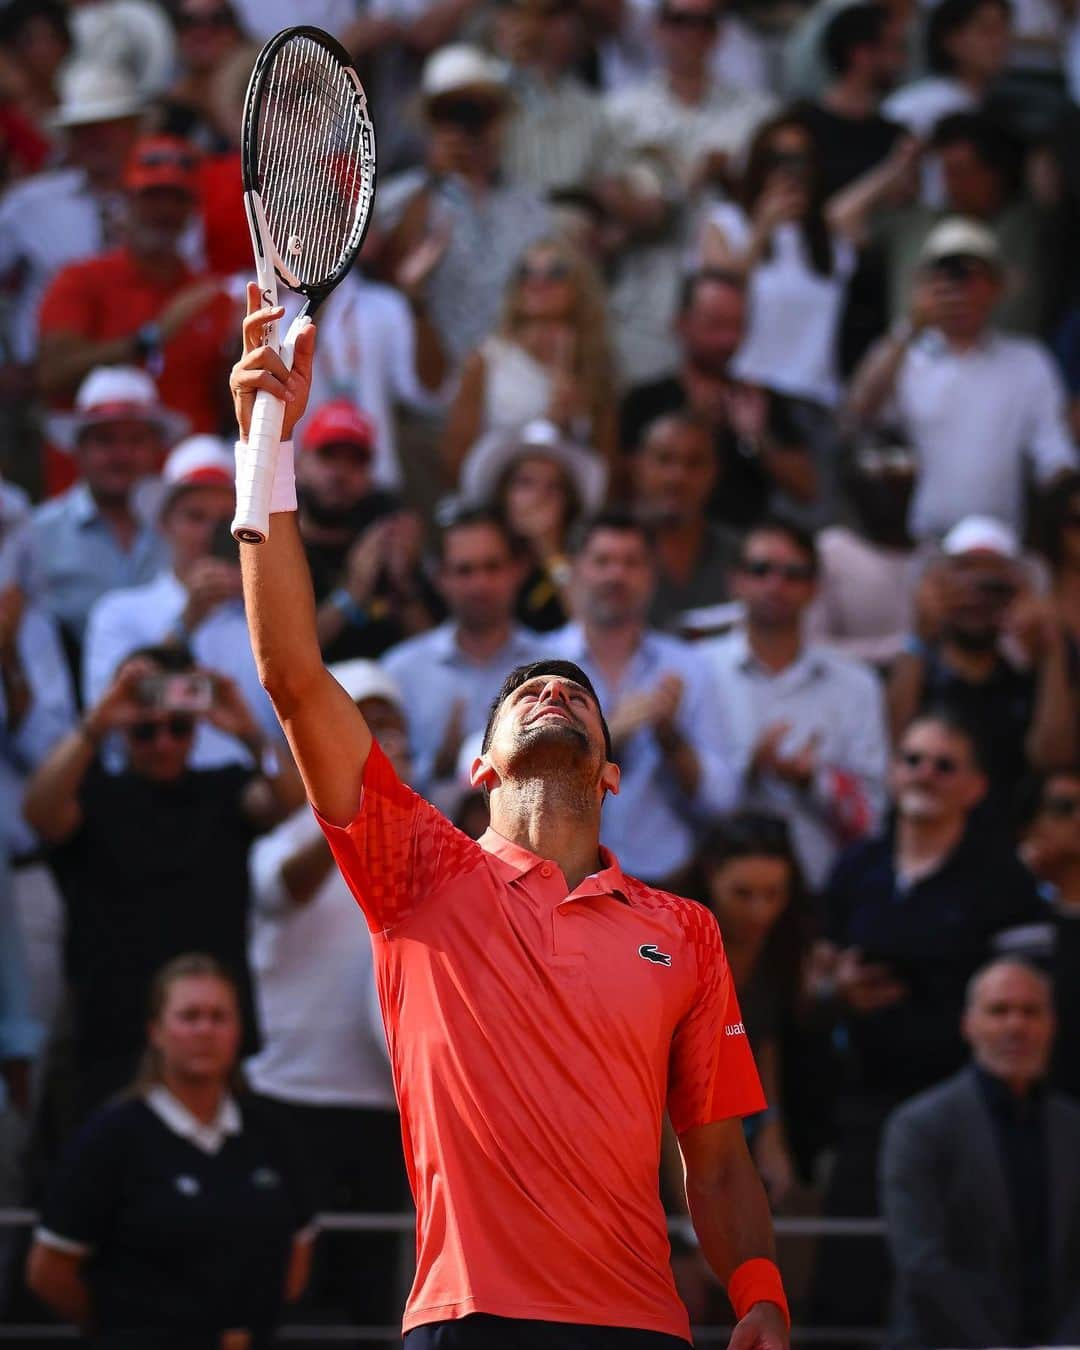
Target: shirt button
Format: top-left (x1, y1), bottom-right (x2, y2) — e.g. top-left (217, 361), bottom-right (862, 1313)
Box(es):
top-left (540, 864), bottom-right (553, 878)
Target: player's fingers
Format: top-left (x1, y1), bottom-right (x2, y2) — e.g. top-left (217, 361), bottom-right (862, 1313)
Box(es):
top-left (241, 303), bottom-right (285, 352)
top-left (290, 320), bottom-right (317, 381)
top-left (231, 367), bottom-right (294, 403)
top-left (239, 343), bottom-right (293, 384)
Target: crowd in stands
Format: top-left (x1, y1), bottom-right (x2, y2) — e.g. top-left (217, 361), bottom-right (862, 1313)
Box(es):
top-left (1, 0), bottom-right (1079, 1345)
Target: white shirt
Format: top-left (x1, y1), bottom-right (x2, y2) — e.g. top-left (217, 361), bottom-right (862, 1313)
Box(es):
top-left (245, 807), bottom-right (395, 1109)
top-left (894, 330), bottom-right (1078, 539)
top-left (82, 570), bottom-right (281, 767)
top-left (709, 203), bottom-right (855, 406)
top-left (705, 628), bottom-right (889, 888)
top-left (144, 1084), bottom-right (242, 1156)
top-left (301, 274), bottom-right (448, 490)
top-left (601, 2), bottom-right (771, 95)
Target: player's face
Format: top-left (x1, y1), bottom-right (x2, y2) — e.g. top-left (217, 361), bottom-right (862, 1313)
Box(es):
top-left (963, 965), bottom-right (1054, 1088)
top-left (481, 674), bottom-right (616, 792)
top-left (575, 528), bottom-right (654, 627)
top-left (150, 974), bottom-right (242, 1084)
top-left (162, 483), bottom-right (235, 570)
top-left (891, 721), bottom-right (985, 823)
top-left (439, 524), bottom-right (521, 632)
top-left (705, 856), bottom-right (792, 947)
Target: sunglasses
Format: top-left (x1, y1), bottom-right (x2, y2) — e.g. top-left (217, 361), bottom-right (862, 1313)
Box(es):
top-left (930, 256), bottom-right (986, 283)
top-left (516, 259), bottom-right (572, 284)
top-left (130, 715), bottom-right (196, 744)
top-left (740, 559), bottom-right (815, 583)
top-left (428, 98), bottom-right (501, 131)
top-left (900, 750), bottom-right (959, 775)
top-left (659, 8), bottom-right (719, 27)
top-left (1042, 794), bottom-right (1080, 819)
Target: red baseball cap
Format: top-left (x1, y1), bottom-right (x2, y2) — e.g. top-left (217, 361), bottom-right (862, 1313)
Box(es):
top-left (124, 135), bottom-right (200, 195)
top-left (301, 399), bottom-right (376, 454)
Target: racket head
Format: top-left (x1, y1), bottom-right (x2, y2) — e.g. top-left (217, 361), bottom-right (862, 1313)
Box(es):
top-left (241, 25), bottom-right (376, 305)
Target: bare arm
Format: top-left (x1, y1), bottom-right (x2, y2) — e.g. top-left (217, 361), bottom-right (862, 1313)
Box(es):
top-left (826, 137), bottom-right (920, 246)
top-left (1023, 619), bottom-right (1078, 770)
top-left (442, 349), bottom-right (486, 485)
top-left (231, 286), bottom-right (373, 825)
top-left (844, 329), bottom-right (912, 430)
top-left (886, 650), bottom-right (927, 747)
top-left (25, 1243), bottom-right (91, 1328)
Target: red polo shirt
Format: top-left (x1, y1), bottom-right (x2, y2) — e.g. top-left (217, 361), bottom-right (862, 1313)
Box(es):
top-left (318, 745), bottom-right (765, 1340)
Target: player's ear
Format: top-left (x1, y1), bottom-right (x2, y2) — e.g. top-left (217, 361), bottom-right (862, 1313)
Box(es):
top-left (600, 760), bottom-right (620, 798)
top-left (470, 755), bottom-right (499, 792)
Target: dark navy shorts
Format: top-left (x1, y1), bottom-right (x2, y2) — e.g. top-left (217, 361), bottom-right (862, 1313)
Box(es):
top-left (404, 1315), bottom-right (692, 1349)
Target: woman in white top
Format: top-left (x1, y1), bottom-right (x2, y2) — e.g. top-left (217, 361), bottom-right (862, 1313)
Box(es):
top-left (443, 236), bottom-right (618, 484)
top-left (699, 111), bottom-right (858, 412)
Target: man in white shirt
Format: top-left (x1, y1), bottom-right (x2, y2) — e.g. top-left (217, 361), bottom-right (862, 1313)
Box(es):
top-left (847, 217), bottom-right (1077, 540)
top-left (246, 659), bottom-right (408, 1330)
top-left (83, 435), bottom-right (279, 765)
top-left (706, 517), bottom-right (889, 888)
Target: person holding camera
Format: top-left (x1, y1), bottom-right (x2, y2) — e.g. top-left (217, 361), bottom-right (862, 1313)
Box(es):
top-left (83, 435), bottom-right (280, 768)
top-left (846, 217), bottom-right (1078, 541)
top-left (22, 646), bottom-right (302, 1118)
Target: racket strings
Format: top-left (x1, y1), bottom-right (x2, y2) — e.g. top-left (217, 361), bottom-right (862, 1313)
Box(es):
top-left (255, 33), bottom-right (374, 288)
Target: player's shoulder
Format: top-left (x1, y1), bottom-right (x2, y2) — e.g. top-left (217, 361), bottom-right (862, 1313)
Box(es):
top-left (624, 879), bottom-right (725, 966)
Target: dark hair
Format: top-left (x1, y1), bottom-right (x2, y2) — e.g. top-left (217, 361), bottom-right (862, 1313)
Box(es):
top-left (0, 0), bottom-right (71, 48)
top-left (480, 659), bottom-right (612, 758)
top-left (901, 705), bottom-right (988, 775)
top-left (699, 812), bottom-right (811, 1014)
top-left (129, 953), bottom-right (243, 1096)
top-left (120, 643), bottom-right (196, 676)
top-left (677, 267), bottom-right (746, 317)
top-left (568, 508), bottom-right (654, 558)
top-left (435, 505), bottom-right (524, 564)
top-left (931, 111), bottom-right (1022, 198)
top-left (926, 0), bottom-right (1009, 74)
top-left (740, 515), bottom-right (820, 575)
top-left (822, 1), bottom-right (888, 76)
top-left (1036, 469), bottom-right (1080, 570)
top-left (634, 408), bottom-right (716, 455)
top-left (740, 111), bottom-right (833, 277)
top-left (1014, 765), bottom-right (1080, 831)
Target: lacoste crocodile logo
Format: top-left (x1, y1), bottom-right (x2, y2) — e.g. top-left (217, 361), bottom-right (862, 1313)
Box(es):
top-left (638, 944), bottom-right (672, 966)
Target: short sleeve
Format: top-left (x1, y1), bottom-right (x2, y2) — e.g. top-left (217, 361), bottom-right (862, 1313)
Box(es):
top-left (314, 742), bottom-right (483, 935)
top-left (668, 905), bottom-right (766, 1135)
top-left (38, 1105), bottom-right (129, 1252)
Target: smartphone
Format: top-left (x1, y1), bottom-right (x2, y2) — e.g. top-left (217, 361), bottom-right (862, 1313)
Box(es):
top-left (209, 519), bottom-right (240, 563)
top-left (137, 672), bottom-right (214, 713)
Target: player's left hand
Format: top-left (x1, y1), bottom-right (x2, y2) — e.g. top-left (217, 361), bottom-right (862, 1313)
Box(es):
top-left (726, 1300), bottom-right (790, 1350)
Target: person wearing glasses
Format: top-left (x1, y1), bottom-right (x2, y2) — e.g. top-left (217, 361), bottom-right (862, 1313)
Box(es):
top-left (809, 709), bottom-right (1045, 1329)
top-left (705, 518), bottom-right (889, 890)
top-left (22, 645), bottom-right (302, 1118)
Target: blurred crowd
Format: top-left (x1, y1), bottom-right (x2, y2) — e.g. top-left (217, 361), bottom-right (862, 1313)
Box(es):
top-left (1, 0), bottom-right (1080, 1346)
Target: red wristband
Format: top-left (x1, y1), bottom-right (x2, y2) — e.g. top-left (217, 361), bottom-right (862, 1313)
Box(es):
top-left (727, 1257), bottom-right (790, 1328)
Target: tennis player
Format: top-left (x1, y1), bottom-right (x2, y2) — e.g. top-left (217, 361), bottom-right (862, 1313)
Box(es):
top-left (230, 285), bottom-right (790, 1350)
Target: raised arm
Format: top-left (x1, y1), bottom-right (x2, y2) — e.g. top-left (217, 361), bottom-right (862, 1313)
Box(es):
top-left (231, 284), bottom-right (373, 826)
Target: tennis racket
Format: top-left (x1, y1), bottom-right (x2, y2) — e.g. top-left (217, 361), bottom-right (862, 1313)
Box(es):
top-left (232, 25), bottom-right (377, 544)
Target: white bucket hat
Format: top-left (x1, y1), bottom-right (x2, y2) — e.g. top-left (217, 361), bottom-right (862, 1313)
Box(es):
top-left (421, 44), bottom-right (508, 101)
top-left (50, 366), bottom-right (189, 450)
top-left (328, 660), bottom-right (405, 711)
top-left (460, 419), bottom-right (608, 515)
top-left (49, 62), bottom-right (144, 128)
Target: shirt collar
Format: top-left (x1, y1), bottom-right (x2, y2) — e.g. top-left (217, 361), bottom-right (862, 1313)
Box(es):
top-left (68, 479), bottom-right (158, 531)
top-left (145, 1085), bottom-right (241, 1155)
top-left (732, 627), bottom-right (822, 681)
top-left (478, 828), bottom-right (632, 905)
top-left (973, 1062), bottom-right (1047, 1118)
top-left (432, 621), bottom-right (532, 666)
top-left (69, 481), bottom-right (101, 528)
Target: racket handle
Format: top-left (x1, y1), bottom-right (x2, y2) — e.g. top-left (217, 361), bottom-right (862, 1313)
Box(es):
top-left (231, 315), bottom-right (303, 545)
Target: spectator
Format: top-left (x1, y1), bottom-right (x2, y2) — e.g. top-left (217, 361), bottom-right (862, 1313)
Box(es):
top-left (379, 44), bottom-right (550, 363)
top-left (880, 959), bottom-right (1080, 1348)
top-left (157, 0), bottom-right (247, 151)
top-left (620, 269), bottom-right (818, 529)
top-left (24, 367), bottom-right (175, 661)
top-left (801, 1), bottom-right (906, 198)
top-left (0, 0), bottom-right (71, 161)
top-left (445, 236), bottom-right (618, 481)
top-left (1017, 768), bottom-right (1080, 1099)
top-left (888, 516), bottom-right (1076, 800)
top-left (626, 410), bottom-right (740, 633)
top-left (706, 518), bottom-right (888, 888)
top-left (847, 218), bottom-right (1078, 540)
top-left (65, 0), bottom-right (177, 104)
top-left (22, 646), bottom-right (301, 1115)
top-left (381, 508), bottom-right (542, 799)
top-left (246, 661), bottom-right (410, 1330)
top-left (295, 400), bottom-right (438, 665)
top-left (461, 417), bottom-right (607, 632)
top-left (493, 0), bottom-right (617, 194)
top-left (804, 443), bottom-right (921, 669)
top-left (545, 511), bottom-right (737, 887)
top-left (82, 435), bottom-right (281, 764)
top-left (0, 62), bottom-right (143, 369)
top-left (26, 953), bottom-right (314, 1347)
top-left (1039, 471), bottom-right (1080, 657)
top-left (883, 0), bottom-right (1010, 139)
top-left (37, 133), bottom-right (236, 435)
top-left (811, 710), bottom-right (1045, 1327)
top-left (605, 0), bottom-right (775, 195)
top-left (700, 812), bottom-right (811, 1206)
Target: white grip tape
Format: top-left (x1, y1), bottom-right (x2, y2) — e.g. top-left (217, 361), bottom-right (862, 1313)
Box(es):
top-left (230, 314), bottom-right (305, 544)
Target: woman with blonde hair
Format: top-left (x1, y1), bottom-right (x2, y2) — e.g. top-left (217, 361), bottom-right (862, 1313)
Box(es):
top-left (444, 235), bottom-right (618, 483)
top-left (27, 954), bottom-right (314, 1350)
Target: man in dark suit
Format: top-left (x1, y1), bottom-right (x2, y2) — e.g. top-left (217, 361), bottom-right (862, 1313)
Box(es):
top-left (881, 958), bottom-right (1080, 1348)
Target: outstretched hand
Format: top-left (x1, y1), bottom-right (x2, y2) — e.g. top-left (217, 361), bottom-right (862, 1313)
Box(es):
top-left (727, 1301), bottom-right (789, 1350)
top-left (230, 281), bottom-right (317, 442)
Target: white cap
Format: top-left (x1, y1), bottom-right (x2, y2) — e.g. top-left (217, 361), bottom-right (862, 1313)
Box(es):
top-left (162, 435), bottom-right (235, 492)
top-left (50, 62), bottom-right (144, 128)
top-left (919, 216), bottom-right (1002, 270)
top-left (328, 660), bottom-right (405, 711)
top-left (421, 44), bottom-right (508, 100)
top-left (942, 515), bottom-right (1019, 559)
top-left (461, 419), bottom-right (608, 514)
top-left (50, 366), bottom-right (189, 450)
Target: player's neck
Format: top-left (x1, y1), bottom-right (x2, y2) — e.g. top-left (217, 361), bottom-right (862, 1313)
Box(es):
top-left (490, 790), bottom-right (604, 893)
